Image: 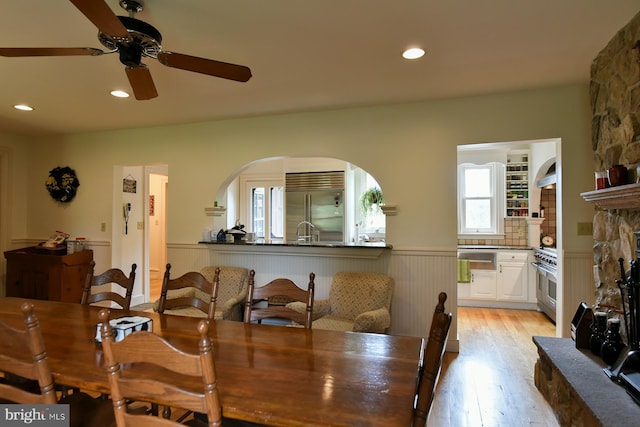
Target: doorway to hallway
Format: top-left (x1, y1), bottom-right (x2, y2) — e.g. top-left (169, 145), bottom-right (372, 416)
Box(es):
top-left (146, 167), bottom-right (168, 303)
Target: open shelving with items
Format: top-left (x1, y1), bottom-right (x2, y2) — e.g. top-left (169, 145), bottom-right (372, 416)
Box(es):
top-left (506, 152), bottom-right (529, 217)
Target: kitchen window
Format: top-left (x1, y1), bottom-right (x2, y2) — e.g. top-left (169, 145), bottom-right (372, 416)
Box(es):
top-left (240, 175), bottom-right (284, 240)
top-left (458, 162), bottom-right (504, 236)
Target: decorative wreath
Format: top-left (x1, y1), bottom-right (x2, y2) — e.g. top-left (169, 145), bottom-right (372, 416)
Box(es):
top-left (45, 166), bottom-right (80, 203)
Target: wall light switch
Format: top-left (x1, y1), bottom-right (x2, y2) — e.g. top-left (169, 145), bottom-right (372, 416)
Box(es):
top-left (100, 222), bottom-right (106, 232)
top-left (137, 221), bottom-right (144, 230)
top-left (577, 222), bottom-right (593, 236)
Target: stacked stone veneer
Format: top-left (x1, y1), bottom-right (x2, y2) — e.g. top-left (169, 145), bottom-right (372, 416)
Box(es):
top-left (591, 11), bottom-right (640, 317)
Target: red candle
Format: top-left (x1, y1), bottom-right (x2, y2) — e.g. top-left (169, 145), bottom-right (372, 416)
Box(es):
top-left (595, 171), bottom-right (609, 190)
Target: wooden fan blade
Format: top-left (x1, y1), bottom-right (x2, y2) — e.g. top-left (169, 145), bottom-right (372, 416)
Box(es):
top-left (69, 0), bottom-right (130, 40)
top-left (157, 51), bottom-right (252, 82)
top-left (125, 66), bottom-right (158, 100)
top-left (0, 47), bottom-right (103, 57)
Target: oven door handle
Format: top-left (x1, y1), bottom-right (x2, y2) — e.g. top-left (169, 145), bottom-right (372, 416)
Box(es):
top-left (531, 262), bottom-right (557, 279)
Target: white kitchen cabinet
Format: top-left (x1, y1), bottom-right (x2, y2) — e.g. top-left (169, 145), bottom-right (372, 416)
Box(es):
top-left (458, 249), bottom-right (535, 309)
top-left (470, 270), bottom-right (497, 300)
top-left (497, 251), bottom-right (528, 302)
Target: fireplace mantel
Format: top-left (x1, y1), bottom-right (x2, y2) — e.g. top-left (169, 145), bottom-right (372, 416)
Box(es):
top-left (580, 183), bottom-right (640, 210)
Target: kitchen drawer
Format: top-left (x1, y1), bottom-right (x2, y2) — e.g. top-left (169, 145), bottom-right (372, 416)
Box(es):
top-left (498, 251), bottom-right (529, 262)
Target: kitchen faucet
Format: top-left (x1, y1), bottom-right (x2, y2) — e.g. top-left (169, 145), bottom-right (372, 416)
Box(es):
top-left (296, 220), bottom-right (318, 243)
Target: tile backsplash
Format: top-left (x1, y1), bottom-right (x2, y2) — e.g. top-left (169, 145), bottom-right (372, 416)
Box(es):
top-left (458, 218), bottom-right (529, 247)
top-left (539, 186), bottom-right (557, 244)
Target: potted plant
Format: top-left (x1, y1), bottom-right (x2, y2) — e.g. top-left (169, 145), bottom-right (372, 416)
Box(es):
top-left (361, 187), bottom-right (384, 217)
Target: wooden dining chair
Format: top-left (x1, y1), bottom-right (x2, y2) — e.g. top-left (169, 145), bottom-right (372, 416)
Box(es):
top-left (82, 260), bottom-right (137, 310)
top-left (156, 264), bottom-right (219, 320)
top-left (0, 302), bottom-right (115, 427)
top-left (98, 308), bottom-right (223, 427)
top-left (413, 292), bottom-right (452, 427)
top-left (243, 269), bottom-right (315, 328)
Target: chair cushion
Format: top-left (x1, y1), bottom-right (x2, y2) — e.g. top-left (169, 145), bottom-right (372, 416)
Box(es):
top-left (160, 306), bottom-right (209, 318)
top-left (312, 316), bottom-right (355, 332)
top-left (200, 266), bottom-right (248, 306)
top-left (329, 272), bottom-right (394, 321)
top-left (152, 287), bottom-right (203, 311)
top-left (152, 288), bottom-right (209, 317)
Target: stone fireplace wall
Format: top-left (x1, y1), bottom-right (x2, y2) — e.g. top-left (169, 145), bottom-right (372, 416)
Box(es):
top-left (591, 11), bottom-right (640, 317)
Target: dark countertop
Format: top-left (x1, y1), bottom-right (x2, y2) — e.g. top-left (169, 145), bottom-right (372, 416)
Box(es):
top-left (199, 240), bottom-right (392, 249)
top-left (458, 245), bottom-right (532, 251)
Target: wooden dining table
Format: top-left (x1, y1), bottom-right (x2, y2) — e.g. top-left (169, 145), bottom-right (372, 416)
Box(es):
top-left (0, 297), bottom-right (424, 426)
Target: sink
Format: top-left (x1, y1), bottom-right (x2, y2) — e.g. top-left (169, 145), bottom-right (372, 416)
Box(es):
top-left (290, 241), bottom-right (344, 247)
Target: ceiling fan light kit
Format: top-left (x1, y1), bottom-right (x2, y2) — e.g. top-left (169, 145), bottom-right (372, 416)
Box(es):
top-left (0, 0), bottom-right (252, 100)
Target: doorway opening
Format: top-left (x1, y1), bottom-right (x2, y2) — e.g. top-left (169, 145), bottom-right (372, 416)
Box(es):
top-left (456, 138), bottom-right (560, 333)
top-left (111, 164), bottom-right (168, 306)
top-left (0, 149), bottom-right (8, 296)
top-left (146, 166), bottom-right (168, 302)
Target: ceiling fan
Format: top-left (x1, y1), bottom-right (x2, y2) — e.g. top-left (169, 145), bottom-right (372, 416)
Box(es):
top-left (0, 0), bottom-right (252, 100)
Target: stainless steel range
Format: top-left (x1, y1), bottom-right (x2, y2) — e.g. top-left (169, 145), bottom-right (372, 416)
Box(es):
top-left (532, 248), bottom-right (557, 322)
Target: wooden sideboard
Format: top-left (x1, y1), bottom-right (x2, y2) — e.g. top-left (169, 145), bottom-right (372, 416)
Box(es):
top-left (3, 247), bottom-right (93, 303)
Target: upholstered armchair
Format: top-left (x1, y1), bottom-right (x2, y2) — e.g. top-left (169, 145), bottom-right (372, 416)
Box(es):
top-left (154, 266), bottom-right (248, 321)
top-left (290, 271), bottom-right (394, 333)
top-left (200, 266), bottom-right (249, 321)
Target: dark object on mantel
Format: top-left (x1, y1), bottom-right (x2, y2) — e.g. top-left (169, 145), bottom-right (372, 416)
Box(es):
top-left (601, 318), bottom-right (625, 365)
top-left (590, 311), bottom-right (608, 356)
top-left (608, 164), bottom-right (628, 187)
top-left (571, 302), bottom-right (593, 349)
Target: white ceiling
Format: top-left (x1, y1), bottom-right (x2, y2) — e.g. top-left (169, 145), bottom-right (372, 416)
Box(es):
top-left (0, 0), bottom-right (638, 136)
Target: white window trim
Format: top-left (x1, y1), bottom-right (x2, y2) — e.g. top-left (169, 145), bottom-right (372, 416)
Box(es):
top-left (239, 174), bottom-right (284, 239)
top-left (457, 162), bottom-right (505, 236)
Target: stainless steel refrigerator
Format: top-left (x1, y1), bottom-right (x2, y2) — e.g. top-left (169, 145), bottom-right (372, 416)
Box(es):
top-left (285, 171), bottom-right (345, 242)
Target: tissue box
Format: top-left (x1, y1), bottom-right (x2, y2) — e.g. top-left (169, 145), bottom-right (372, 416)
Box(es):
top-left (95, 316), bottom-right (153, 343)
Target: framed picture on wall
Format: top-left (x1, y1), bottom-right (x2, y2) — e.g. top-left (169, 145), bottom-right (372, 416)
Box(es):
top-left (123, 175), bottom-right (137, 193)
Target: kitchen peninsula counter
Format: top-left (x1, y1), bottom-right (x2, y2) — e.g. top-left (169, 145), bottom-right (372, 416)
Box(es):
top-left (458, 245), bottom-right (532, 250)
top-left (199, 240), bottom-right (391, 259)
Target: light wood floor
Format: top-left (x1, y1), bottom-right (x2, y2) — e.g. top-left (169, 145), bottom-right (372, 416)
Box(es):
top-left (429, 307), bottom-right (559, 427)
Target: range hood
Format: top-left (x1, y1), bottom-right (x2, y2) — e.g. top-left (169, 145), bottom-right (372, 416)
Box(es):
top-left (537, 163), bottom-right (556, 188)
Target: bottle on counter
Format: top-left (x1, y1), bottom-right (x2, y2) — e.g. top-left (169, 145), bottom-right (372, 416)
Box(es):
top-left (540, 205), bottom-right (545, 218)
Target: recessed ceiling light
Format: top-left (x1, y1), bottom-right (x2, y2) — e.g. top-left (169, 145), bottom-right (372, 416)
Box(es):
top-left (402, 47), bottom-right (425, 60)
top-left (110, 90), bottom-right (130, 98)
top-left (14, 104), bottom-right (33, 111)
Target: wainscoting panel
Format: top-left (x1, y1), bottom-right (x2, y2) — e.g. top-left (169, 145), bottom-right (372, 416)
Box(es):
top-left (562, 250), bottom-right (595, 338)
top-left (388, 249), bottom-right (459, 351)
top-left (168, 244), bottom-right (460, 351)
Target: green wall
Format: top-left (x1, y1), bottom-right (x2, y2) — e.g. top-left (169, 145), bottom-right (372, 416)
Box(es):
top-left (8, 83), bottom-right (594, 253)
